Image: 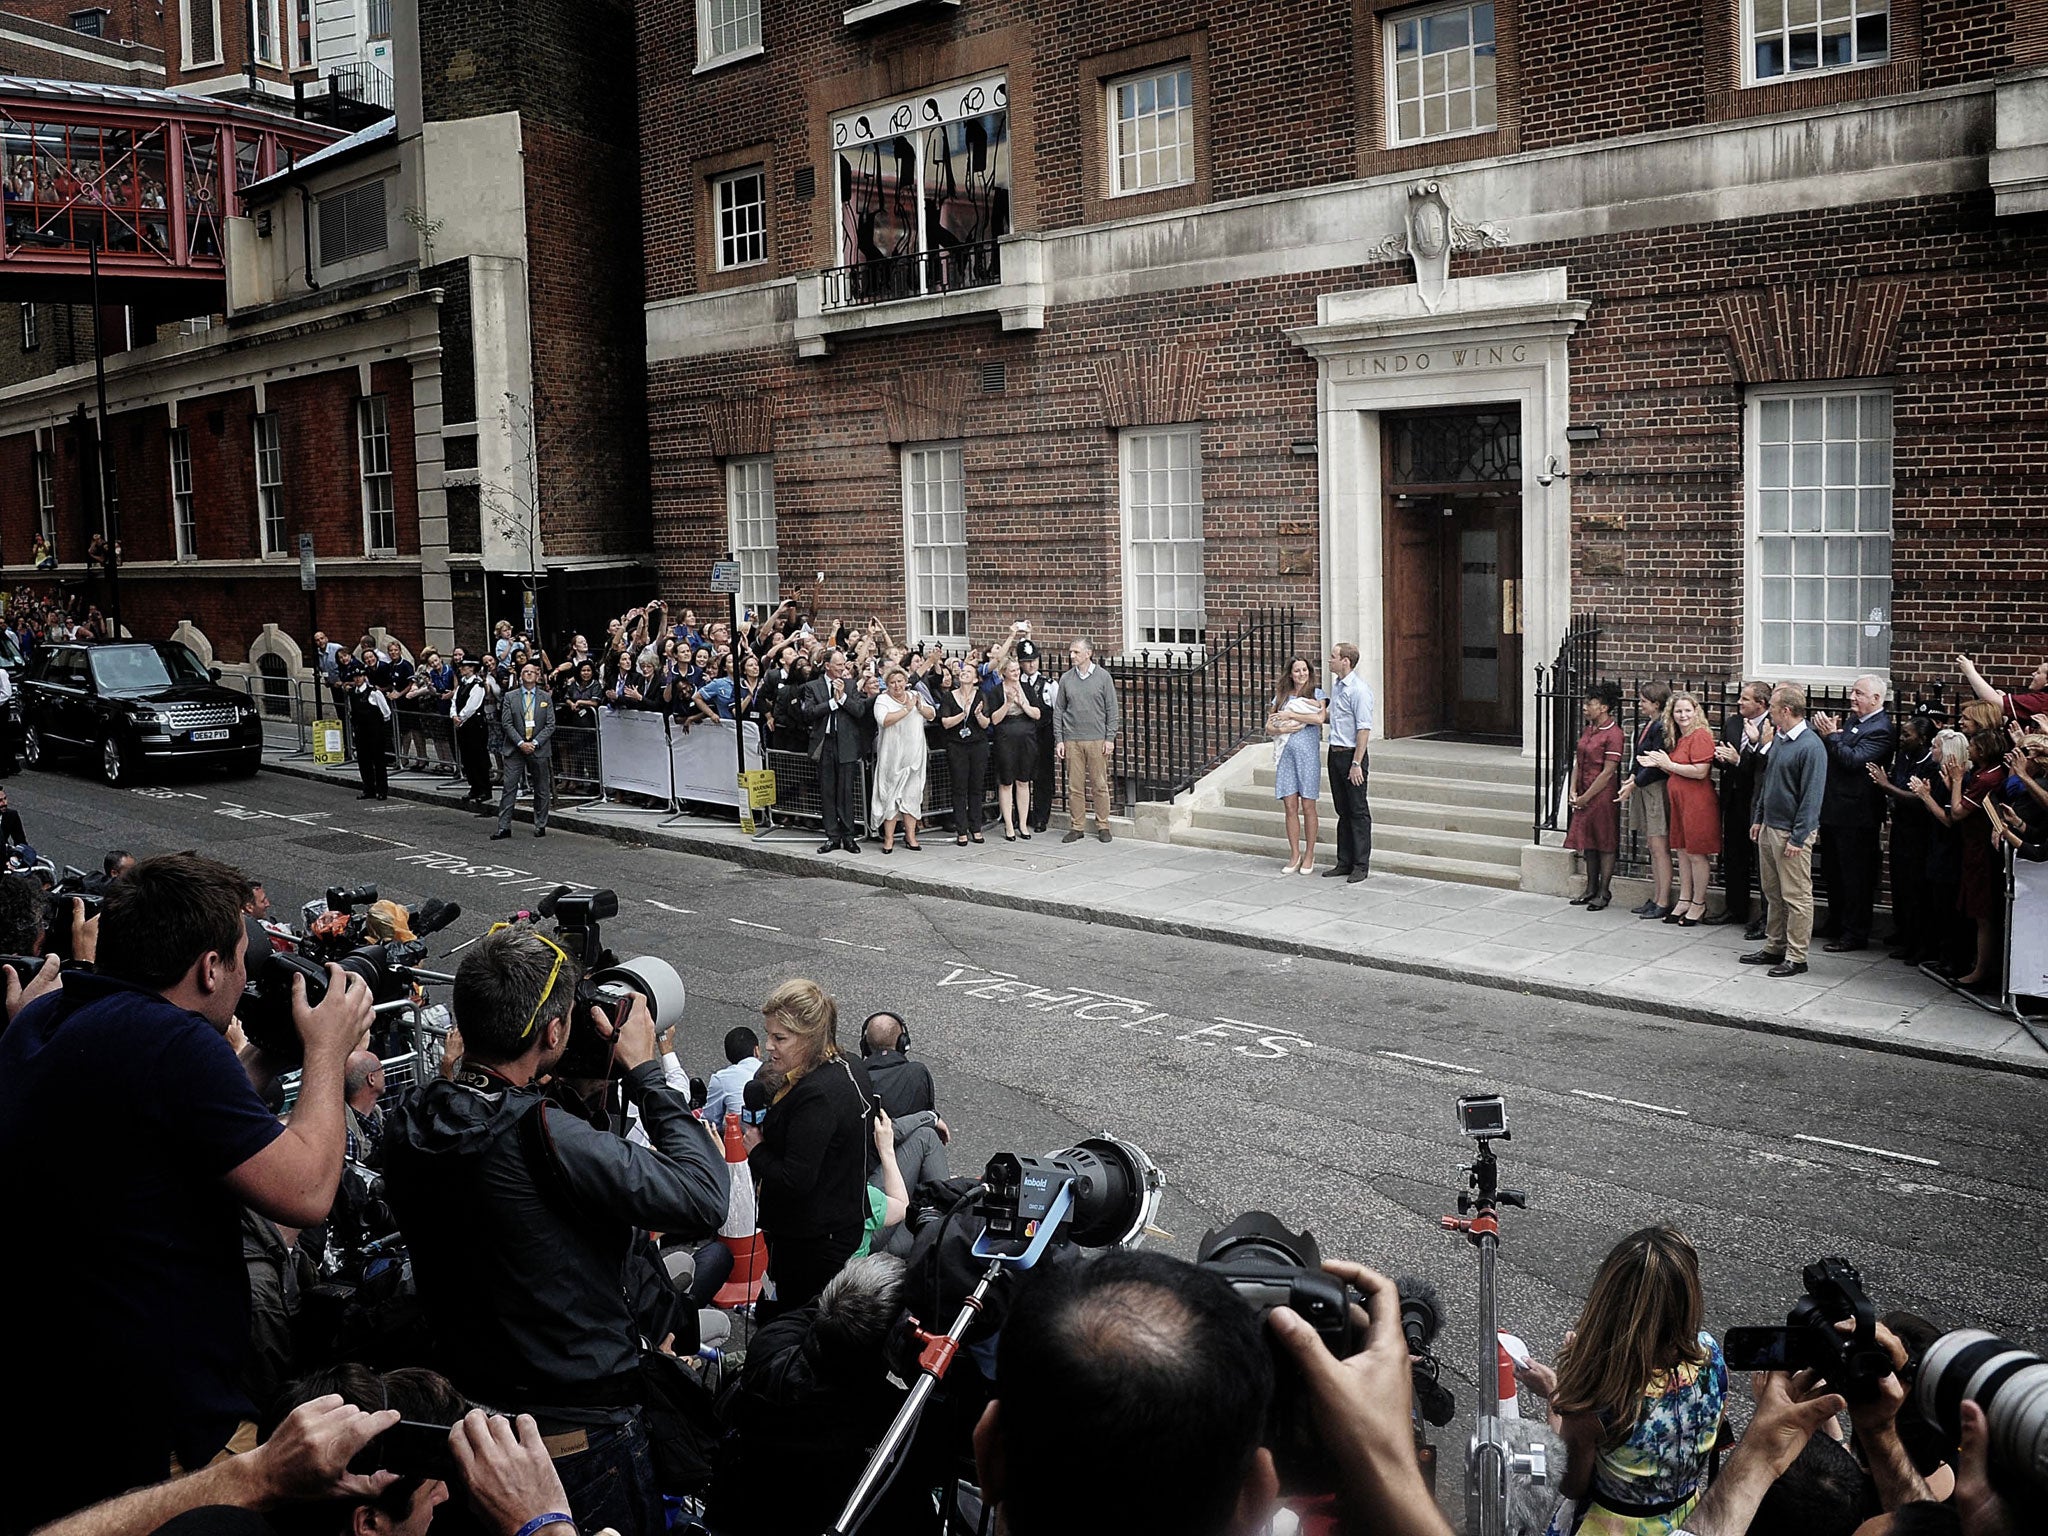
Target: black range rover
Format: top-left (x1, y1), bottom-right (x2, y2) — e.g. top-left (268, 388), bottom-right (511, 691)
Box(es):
top-left (23, 640), bottom-right (264, 786)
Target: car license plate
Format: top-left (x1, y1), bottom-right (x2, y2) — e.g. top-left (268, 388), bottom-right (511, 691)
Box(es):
top-left (192, 728), bottom-right (231, 742)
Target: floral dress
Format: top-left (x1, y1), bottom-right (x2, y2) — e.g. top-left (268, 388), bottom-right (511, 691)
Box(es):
top-left (1272, 690), bottom-right (1326, 800)
top-left (1557, 1333), bottom-right (1727, 1536)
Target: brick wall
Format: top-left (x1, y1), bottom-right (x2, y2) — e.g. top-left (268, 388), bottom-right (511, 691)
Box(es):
top-left (0, 362), bottom-right (425, 657)
top-left (646, 188), bottom-right (2048, 685)
top-left (639, 0), bottom-right (2029, 304)
top-left (418, 0), bottom-right (652, 565)
top-left (5, 0), bottom-right (297, 87)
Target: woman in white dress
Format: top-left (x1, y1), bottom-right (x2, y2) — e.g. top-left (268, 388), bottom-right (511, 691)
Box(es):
top-left (872, 667), bottom-right (934, 852)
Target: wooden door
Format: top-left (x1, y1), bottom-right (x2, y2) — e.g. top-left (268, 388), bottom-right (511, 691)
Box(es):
top-left (1444, 500), bottom-right (1522, 738)
top-left (1383, 501), bottom-right (1443, 739)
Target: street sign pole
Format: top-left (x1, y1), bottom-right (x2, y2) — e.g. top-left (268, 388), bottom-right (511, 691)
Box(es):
top-left (299, 533), bottom-right (320, 723)
top-left (710, 556), bottom-right (746, 789)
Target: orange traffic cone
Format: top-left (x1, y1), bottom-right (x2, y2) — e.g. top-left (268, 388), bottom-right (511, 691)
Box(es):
top-left (714, 1111), bottom-right (768, 1308)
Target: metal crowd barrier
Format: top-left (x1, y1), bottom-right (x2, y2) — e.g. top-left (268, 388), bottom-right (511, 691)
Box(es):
top-left (759, 745), bottom-right (1007, 835)
top-left (549, 715), bottom-right (606, 808)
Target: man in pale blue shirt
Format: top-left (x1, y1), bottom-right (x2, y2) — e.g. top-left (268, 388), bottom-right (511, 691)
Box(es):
top-left (703, 1024), bottom-right (763, 1126)
top-left (1324, 643), bottom-right (1375, 882)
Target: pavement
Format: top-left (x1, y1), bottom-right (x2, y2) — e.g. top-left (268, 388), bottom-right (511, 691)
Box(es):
top-left (260, 743), bottom-right (2048, 1078)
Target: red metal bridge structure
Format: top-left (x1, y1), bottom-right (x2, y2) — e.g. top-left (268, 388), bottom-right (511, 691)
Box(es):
top-left (1, 76), bottom-right (341, 312)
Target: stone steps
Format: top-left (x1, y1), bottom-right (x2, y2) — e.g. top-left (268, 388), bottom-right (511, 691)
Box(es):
top-left (1168, 734), bottom-right (1534, 892)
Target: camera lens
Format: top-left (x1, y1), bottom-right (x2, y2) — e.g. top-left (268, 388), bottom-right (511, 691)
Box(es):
top-left (1915, 1329), bottom-right (2048, 1495)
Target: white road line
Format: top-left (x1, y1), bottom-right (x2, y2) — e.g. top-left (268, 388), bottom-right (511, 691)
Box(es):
top-left (356, 833), bottom-right (415, 847)
top-left (728, 918), bottom-right (783, 932)
top-left (644, 899), bottom-right (695, 915)
top-left (1376, 1050), bottom-right (1482, 1075)
top-left (1571, 1089), bottom-right (1691, 1118)
top-left (820, 936), bottom-right (857, 947)
top-left (1793, 1133), bottom-right (1940, 1168)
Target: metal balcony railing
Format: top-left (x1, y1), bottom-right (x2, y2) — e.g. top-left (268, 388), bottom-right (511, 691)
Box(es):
top-left (820, 238), bottom-right (1000, 309)
top-left (330, 61), bottom-right (395, 114)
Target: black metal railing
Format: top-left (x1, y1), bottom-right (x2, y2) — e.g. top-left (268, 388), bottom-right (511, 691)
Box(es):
top-left (1535, 649), bottom-right (1958, 892)
top-left (330, 61), bottom-right (395, 114)
top-left (820, 238), bottom-right (1001, 309)
top-left (1093, 607), bottom-right (1301, 806)
top-left (1533, 612), bottom-right (1602, 840)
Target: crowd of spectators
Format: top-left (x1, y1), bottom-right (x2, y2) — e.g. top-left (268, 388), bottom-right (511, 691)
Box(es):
top-left (1563, 657), bottom-right (2048, 991)
top-left (302, 598), bottom-right (1107, 843)
top-left (0, 845), bottom-right (2031, 1536)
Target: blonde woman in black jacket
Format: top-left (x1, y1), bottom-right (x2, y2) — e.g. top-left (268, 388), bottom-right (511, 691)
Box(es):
top-left (742, 978), bottom-right (876, 1319)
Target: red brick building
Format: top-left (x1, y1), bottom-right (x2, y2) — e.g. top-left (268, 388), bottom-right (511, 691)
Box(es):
top-left (0, 0), bottom-right (652, 683)
top-left (639, 0), bottom-right (2048, 752)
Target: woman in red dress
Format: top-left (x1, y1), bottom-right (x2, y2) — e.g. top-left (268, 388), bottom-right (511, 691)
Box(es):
top-left (1640, 691), bottom-right (1721, 927)
top-left (1564, 683), bottom-right (1625, 911)
top-left (1939, 730), bottom-right (2011, 991)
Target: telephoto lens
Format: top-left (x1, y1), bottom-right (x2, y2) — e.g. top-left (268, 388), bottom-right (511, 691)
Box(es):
top-left (1914, 1329), bottom-right (2048, 1498)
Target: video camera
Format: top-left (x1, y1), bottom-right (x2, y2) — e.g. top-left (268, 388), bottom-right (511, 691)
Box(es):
top-left (1729, 1261), bottom-right (2048, 1500)
top-left (1724, 1256), bottom-right (1895, 1398)
top-left (42, 865), bottom-right (109, 963)
top-left (241, 884), bottom-right (465, 1063)
top-left (1190, 1212), bottom-right (1459, 1491)
top-left (532, 885), bottom-right (686, 1080)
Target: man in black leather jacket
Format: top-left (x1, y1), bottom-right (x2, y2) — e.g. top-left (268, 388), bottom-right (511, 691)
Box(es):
top-left (381, 926), bottom-right (727, 1536)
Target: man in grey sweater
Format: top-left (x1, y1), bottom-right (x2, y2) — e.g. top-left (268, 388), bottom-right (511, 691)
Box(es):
top-left (1054, 638), bottom-right (1121, 842)
top-left (1742, 683), bottom-right (1828, 976)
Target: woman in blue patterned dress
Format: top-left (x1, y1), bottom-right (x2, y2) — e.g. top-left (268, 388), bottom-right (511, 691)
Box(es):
top-left (1521, 1226), bottom-right (1727, 1536)
top-left (1268, 656), bottom-right (1328, 875)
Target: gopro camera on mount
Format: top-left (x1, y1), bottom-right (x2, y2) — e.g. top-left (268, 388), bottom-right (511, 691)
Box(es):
top-left (1458, 1094), bottom-right (1509, 1141)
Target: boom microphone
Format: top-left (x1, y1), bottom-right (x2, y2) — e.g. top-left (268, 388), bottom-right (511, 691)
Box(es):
top-left (1397, 1275), bottom-right (1443, 1353)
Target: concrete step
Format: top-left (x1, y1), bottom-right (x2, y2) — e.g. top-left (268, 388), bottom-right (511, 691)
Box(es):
top-left (1220, 785), bottom-right (1528, 840)
top-left (1187, 805), bottom-right (1524, 868)
top-left (1368, 738), bottom-right (1529, 786)
top-left (1167, 824), bottom-right (1524, 889)
top-left (1241, 769), bottom-right (1528, 817)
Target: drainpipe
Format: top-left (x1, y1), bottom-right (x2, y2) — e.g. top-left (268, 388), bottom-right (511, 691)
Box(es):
top-left (301, 185), bottom-right (320, 291)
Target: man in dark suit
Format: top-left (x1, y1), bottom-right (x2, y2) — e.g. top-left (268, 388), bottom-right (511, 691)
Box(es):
top-left (492, 661), bottom-right (554, 840)
top-left (345, 662), bottom-right (391, 801)
top-left (1708, 680), bottom-right (1774, 937)
top-left (801, 648), bottom-right (864, 853)
top-left (1811, 674), bottom-right (1895, 952)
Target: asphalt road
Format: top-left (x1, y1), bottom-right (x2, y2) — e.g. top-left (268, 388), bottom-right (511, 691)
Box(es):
top-left (14, 763), bottom-right (2048, 1501)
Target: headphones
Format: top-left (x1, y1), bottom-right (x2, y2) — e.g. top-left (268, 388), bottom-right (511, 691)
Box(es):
top-left (859, 1011), bottom-right (909, 1056)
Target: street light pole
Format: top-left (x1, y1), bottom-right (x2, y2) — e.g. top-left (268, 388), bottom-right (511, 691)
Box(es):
top-left (87, 235), bottom-right (120, 641)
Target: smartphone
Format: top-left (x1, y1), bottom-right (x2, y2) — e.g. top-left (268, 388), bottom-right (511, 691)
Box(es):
top-left (346, 1419), bottom-right (460, 1481)
top-left (1722, 1326), bottom-right (1833, 1374)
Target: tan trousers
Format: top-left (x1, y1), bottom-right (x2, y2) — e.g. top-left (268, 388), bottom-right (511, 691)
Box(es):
top-left (1066, 738), bottom-right (1112, 831)
top-left (1757, 824), bottom-right (1818, 962)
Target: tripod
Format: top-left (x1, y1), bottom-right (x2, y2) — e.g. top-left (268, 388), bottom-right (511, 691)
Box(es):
top-left (1442, 1129), bottom-right (1547, 1536)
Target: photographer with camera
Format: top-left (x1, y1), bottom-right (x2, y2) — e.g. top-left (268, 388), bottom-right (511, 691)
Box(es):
top-left (378, 924), bottom-right (728, 1536)
top-left (973, 1247), bottom-right (1453, 1536)
top-left (0, 869), bottom-right (75, 1019)
top-left (0, 853), bottom-right (376, 1533)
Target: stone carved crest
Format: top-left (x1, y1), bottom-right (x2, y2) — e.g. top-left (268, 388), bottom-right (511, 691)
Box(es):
top-left (1363, 181), bottom-right (1511, 312)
